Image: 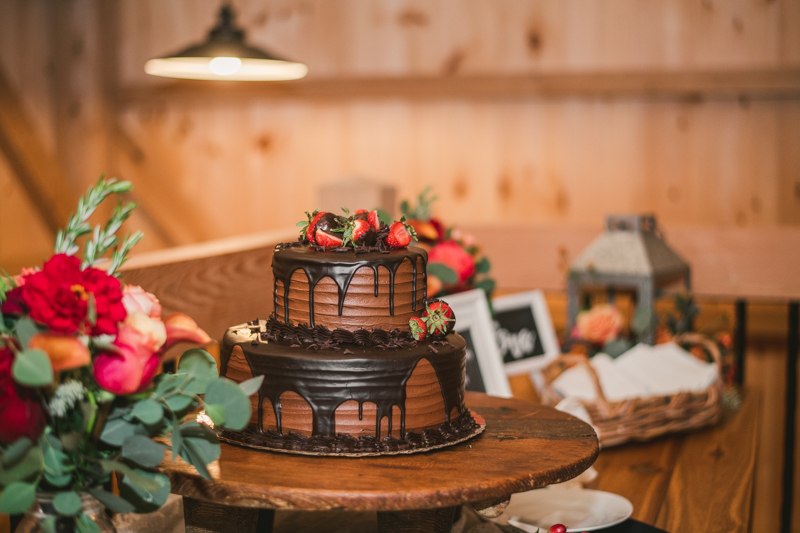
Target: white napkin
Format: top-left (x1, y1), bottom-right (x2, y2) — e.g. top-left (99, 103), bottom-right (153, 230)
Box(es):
top-left (550, 343), bottom-right (717, 402)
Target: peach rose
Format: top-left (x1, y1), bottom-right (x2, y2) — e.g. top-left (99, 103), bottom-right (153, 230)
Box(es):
top-left (122, 286), bottom-right (162, 319)
top-left (576, 304), bottom-right (623, 346)
top-left (28, 333), bottom-right (91, 373)
top-left (124, 311), bottom-right (167, 353)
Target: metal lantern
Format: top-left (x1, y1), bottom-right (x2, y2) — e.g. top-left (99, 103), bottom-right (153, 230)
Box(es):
top-left (566, 214), bottom-right (691, 344)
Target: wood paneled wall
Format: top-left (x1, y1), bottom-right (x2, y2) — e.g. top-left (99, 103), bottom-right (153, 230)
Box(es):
top-left (0, 0), bottom-right (799, 271)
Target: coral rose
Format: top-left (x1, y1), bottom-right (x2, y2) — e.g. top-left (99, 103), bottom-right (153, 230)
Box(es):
top-left (428, 241), bottom-right (475, 286)
top-left (576, 304), bottom-right (623, 346)
top-left (0, 347), bottom-right (46, 443)
top-left (21, 254), bottom-right (126, 336)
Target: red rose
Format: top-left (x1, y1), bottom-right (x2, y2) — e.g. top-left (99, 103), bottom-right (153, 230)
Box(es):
top-left (0, 347), bottom-right (46, 444)
top-left (1, 286), bottom-right (27, 315)
top-left (21, 254), bottom-right (126, 336)
top-left (428, 241), bottom-right (476, 286)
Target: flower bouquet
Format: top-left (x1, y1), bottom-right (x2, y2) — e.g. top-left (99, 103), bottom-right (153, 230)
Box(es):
top-left (399, 188), bottom-right (495, 298)
top-left (0, 178), bottom-right (260, 532)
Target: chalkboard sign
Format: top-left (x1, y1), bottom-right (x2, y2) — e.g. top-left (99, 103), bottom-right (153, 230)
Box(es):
top-left (441, 289), bottom-right (512, 398)
top-left (461, 329), bottom-right (487, 393)
top-left (492, 290), bottom-right (560, 375)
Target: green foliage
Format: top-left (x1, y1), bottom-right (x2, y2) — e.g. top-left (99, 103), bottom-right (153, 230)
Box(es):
top-left (99, 417), bottom-right (147, 447)
top-left (0, 481), bottom-right (37, 514)
top-left (664, 293), bottom-right (699, 335)
top-left (2, 438), bottom-right (33, 468)
top-left (13, 349), bottom-right (53, 387)
top-left (53, 491), bottom-right (82, 516)
top-left (400, 186), bottom-right (437, 220)
top-left (631, 306), bottom-right (653, 337)
top-left (14, 317), bottom-right (41, 349)
top-left (205, 378), bottom-right (252, 431)
top-left (118, 470), bottom-right (170, 514)
top-left (131, 399), bottom-right (163, 425)
top-left (238, 375), bottom-right (264, 396)
top-left (603, 338), bottom-right (632, 359)
top-left (474, 256), bottom-right (491, 274)
top-left (0, 443), bottom-right (43, 485)
top-left (55, 176), bottom-right (133, 257)
top-left (87, 488), bottom-right (135, 514)
top-left (121, 435), bottom-right (166, 468)
top-left (177, 349), bottom-right (218, 394)
top-left (427, 263), bottom-right (458, 285)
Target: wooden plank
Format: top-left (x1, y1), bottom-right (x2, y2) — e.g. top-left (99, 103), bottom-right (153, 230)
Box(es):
top-left (654, 391), bottom-right (760, 533)
top-left (119, 229), bottom-right (295, 341)
top-left (592, 438), bottom-right (683, 525)
top-left (117, 69), bottom-right (800, 105)
top-left (0, 66), bottom-right (77, 234)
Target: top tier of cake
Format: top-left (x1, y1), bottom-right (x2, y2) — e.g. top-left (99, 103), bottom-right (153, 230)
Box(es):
top-left (272, 244), bottom-right (428, 332)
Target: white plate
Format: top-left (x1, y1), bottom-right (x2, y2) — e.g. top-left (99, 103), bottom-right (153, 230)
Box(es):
top-left (492, 487), bottom-right (633, 532)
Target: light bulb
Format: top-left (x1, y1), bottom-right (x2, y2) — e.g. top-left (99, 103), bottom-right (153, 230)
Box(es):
top-left (209, 56), bottom-right (242, 76)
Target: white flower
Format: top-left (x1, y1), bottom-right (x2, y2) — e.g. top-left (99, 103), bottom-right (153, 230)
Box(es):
top-left (49, 380), bottom-right (86, 418)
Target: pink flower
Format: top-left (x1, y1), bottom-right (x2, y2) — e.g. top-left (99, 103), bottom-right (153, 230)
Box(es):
top-left (122, 286), bottom-right (162, 319)
top-left (93, 312), bottom-right (211, 395)
top-left (428, 241), bottom-right (475, 286)
top-left (576, 304), bottom-right (623, 346)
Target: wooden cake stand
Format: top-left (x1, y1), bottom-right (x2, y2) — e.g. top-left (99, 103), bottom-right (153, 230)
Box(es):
top-left (159, 392), bottom-right (599, 533)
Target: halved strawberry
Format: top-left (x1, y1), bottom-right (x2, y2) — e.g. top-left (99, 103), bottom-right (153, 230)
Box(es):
top-left (421, 299), bottom-right (455, 336)
top-left (386, 216), bottom-right (417, 248)
top-left (409, 317), bottom-right (427, 340)
top-left (297, 210), bottom-right (327, 243)
top-left (368, 210), bottom-right (380, 231)
top-left (316, 230), bottom-right (343, 248)
top-left (355, 209), bottom-right (369, 214)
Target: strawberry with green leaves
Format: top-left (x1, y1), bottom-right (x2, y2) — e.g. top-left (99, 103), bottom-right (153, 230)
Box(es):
top-left (297, 210), bottom-right (327, 244)
top-left (409, 317), bottom-right (427, 340)
top-left (421, 299), bottom-right (455, 336)
top-left (336, 207), bottom-right (377, 248)
top-left (386, 216), bottom-right (417, 249)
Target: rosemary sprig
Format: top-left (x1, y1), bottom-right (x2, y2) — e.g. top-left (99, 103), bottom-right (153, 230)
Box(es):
top-left (55, 176), bottom-right (133, 256)
top-left (106, 231), bottom-right (144, 276)
top-left (82, 201), bottom-right (138, 269)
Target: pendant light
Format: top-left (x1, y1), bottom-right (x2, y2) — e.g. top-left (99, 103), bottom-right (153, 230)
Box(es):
top-left (144, 5), bottom-right (308, 81)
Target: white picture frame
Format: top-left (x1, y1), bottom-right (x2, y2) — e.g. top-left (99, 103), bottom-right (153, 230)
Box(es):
top-left (492, 290), bottom-right (560, 376)
top-left (441, 289), bottom-right (512, 398)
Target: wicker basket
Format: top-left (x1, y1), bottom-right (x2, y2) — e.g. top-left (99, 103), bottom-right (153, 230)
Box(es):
top-left (539, 333), bottom-right (723, 447)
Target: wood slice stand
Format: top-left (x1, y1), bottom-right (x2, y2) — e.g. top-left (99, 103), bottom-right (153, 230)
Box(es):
top-left (159, 392), bottom-right (599, 533)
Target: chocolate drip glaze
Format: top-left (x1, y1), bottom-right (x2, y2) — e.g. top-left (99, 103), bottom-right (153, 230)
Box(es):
top-left (221, 324), bottom-right (466, 439)
top-left (272, 245), bottom-right (427, 328)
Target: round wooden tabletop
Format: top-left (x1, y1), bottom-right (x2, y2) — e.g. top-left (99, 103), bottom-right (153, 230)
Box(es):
top-left (161, 392), bottom-right (599, 512)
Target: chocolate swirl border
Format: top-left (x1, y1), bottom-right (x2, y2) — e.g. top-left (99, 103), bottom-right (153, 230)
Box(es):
top-left (263, 314), bottom-right (418, 348)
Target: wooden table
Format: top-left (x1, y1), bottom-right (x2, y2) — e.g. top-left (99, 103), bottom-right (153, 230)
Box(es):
top-left (592, 390), bottom-right (760, 533)
top-left (159, 392), bottom-right (598, 533)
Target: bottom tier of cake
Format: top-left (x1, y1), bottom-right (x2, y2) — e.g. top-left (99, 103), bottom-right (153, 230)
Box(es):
top-left (219, 321), bottom-right (479, 454)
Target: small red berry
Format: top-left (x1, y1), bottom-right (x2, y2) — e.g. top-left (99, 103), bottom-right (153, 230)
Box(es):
top-left (409, 317), bottom-right (427, 340)
top-left (298, 210), bottom-right (327, 243)
top-left (368, 210), bottom-right (380, 231)
top-left (548, 525), bottom-right (567, 533)
top-left (386, 216), bottom-right (417, 249)
top-left (421, 299), bottom-right (455, 336)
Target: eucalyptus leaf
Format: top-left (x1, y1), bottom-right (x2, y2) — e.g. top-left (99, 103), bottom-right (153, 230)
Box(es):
top-left (121, 435), bottom-right (166, 468)
top-left (203, 404), bottom-right (226, 427)
top-left (44, 470), bottom-right (73, 488)
top-left (131, 399), bottom-right (164, 425)
top-left (238, 375), bottom-right (264, 397)
top-left (473, 278), bottom-right (496, 295)
top-left (165, 392), bottom-right (195, 413)
top-left (14, 318), bottom-right (40, 349)
top-left (12, 349), bottom-right (53, 387)
top-left (39, 516), bottom-right (56, 533)
top-left (474, 256), bottom-right (491, 274)
top-left (99, 418), bottom-right (146, 447)
top-left (53, 491), bottom-right (82, 516)
top-left (3, 437), bottom-right (32, 468)
top-left (0, 444), bottom-right (42, 485)
top-left (154, 373), bottom-right (179, 397)
top-left (426, 263), bottom-right (458, 285)
top-left (99, 460), bottom-right (161, 494)
top-left (77, 512), bottom-right (102, 533)
top-left (177, 349), bottom-right (218, 394)
top-left (118, 470), bottom-right (170, 513)
top-left (87, 488), bottom-right (136, 514)
top-left (181, 438), bottom-right (212, 480)
top-left (169, 412), bottom-right (182, 460)
top-left (42, 441), bottom-right (73, 476)
top-left (204, 378), bottom-right (251, 431)
top-left (179, 423), bottom-right (221, 463)
top-left (0, 481), bottom-right (36, 514)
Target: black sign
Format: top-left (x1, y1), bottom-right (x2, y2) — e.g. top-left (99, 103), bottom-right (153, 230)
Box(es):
top-left (461, 329), bottom-right (486, 393)
top-left (494, 306), bottom-right (544, 365)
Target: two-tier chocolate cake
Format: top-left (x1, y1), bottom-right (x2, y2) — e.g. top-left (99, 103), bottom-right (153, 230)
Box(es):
top-left (219, 209), bottom-right (482, 455)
